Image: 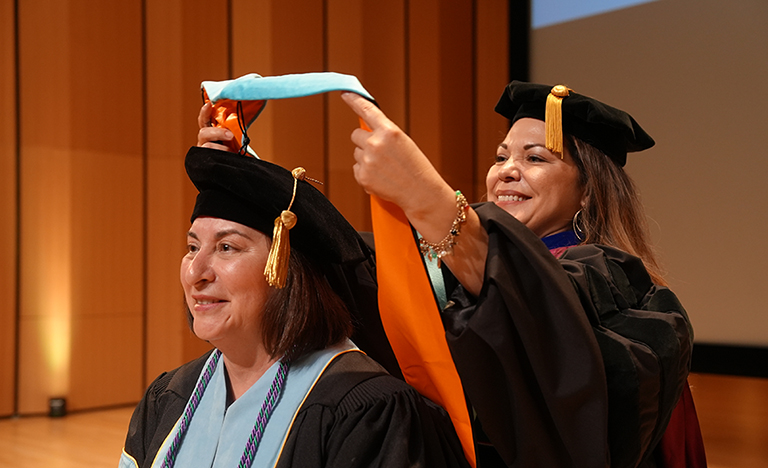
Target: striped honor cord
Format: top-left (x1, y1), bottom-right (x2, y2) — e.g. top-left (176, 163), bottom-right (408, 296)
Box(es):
top-left (161, 350), bottom-right (290, 468)
top-left (162, 349), bottom-right (222, 468)
top-left (238, 360), bottom-right (289, 468)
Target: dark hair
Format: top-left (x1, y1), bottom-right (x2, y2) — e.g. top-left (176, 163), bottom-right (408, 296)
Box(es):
top-left (567, 136), bottom-right (667, 286)
top-left (260, 248), bottom-right (353, 360)
top-left (186, 247), bottom-right (353, 361)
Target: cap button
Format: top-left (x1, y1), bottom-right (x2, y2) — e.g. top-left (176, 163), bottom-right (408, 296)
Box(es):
top-left (291, 167), bottom-right (306, 180)
top-left (551, 85), bottom-right (570, 98)
top-left (280, 210), bottom-right (297, 229)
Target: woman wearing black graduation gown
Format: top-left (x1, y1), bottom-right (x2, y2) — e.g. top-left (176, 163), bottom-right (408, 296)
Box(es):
top-left (341, 83), bottom-right (705, 468)
top-left (120, 146), bottom-right (469, 468)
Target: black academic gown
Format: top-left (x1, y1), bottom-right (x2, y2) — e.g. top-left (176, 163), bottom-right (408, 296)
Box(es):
top-left (123, 350), bottom-right (469, 468)
top-left (441, 203), bottom-right (692, 468)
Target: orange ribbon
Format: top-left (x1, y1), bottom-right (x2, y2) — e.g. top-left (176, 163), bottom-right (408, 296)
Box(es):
top-left (370, 192), bottom-right (476, 466)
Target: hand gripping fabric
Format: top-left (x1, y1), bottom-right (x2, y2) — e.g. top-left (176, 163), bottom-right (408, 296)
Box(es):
top-left (202, 72), bottom-right (375, 154)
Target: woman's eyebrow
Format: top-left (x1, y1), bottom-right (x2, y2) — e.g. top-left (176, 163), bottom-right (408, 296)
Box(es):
top-left (186, 229), bottom-right (252, 240)
top-left (498, 142), bottom-right (547, 150)
top-left (214, 229), bottom-right (252, 241)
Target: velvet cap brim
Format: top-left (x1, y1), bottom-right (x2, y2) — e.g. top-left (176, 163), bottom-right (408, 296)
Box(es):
top-left (185, 146), bottom-right (370, 266)
top-left (494, 81), bottom-right (655, 166)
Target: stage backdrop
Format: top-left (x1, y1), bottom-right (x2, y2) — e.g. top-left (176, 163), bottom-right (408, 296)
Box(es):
top-left (530, 0), bottom-right (768, 347)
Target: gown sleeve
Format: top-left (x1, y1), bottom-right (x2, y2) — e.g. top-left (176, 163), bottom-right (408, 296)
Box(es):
top-left (275, 351), bottom-right (471, 468)
top-left (559, 241), bottom-right (692, 467)
top-left (122, 353), bottom-right (210, 468)
top-left (441, 202), bottom-right (692, 468)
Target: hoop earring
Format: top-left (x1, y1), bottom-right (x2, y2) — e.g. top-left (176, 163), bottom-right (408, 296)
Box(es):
top-left (572, 209), bottom-right (586, 242)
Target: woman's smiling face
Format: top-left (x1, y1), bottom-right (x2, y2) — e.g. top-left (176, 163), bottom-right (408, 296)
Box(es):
top-left (180, 217), bottom-right (271, 349)
top-left (486, 118), bottom-right (585, 238)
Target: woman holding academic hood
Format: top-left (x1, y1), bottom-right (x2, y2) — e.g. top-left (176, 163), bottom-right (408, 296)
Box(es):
top-left (341, 82), bottom-right (704, 468)
top-left (120, 143), bottom-right (469, 468)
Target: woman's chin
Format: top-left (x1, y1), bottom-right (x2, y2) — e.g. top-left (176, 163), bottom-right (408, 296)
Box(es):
top-left (192, 322), bottom-right (225, 344)
top-left (494, 203), bottom-right (526, 223)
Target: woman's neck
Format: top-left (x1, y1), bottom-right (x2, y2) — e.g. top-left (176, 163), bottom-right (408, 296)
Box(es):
top-left (218, 344), bottom-right (278, 404)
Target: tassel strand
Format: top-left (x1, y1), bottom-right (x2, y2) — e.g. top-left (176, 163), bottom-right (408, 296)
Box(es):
top-left (264, 168), bottom-right (306, 288)
top-left (545, 85), bottom-right (571, 157)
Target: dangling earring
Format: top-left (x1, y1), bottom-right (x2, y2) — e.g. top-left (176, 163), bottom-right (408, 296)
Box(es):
top-left (572, 209), bottom-right (586, 242)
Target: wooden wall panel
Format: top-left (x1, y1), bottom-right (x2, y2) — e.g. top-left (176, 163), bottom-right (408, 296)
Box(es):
top-left (408, 0), bottom-right (441, 173)
top-left (18, 0), bottom-right (76, 414)
top-left (232, 0), bottom-right (276, 162)
top-left (268, 1), bottom-right (326, 181)
top-left (325, 0), bottom-right (409, 231)
top-left (17, 0), bottom-right (144, 413)
top-left (66, 0), bottom-right (145, 409)
top-left (359, 1), bottom-right (408, 128)
top-left (0, 0), bottom-right (18, 418)
top-left (474, 0), bottom-right (511, 202)
top-left (144, 0), bottom-right (187, 385)
top-left (326, 0), bottom-right (368, 231)
top-left (408, 0), bottom-right (477, 199)
top-left (176, 0), bottom-right (231, 365)
top-left (436, 0), bottom-right (476, 196)
top-left (144, 0), bottom-right (229, 382)
top-left (325, 0), bottom-right (370, 229)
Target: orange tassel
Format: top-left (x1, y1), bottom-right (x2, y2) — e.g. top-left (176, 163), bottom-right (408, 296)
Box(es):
top-left (545, 85), bottom-right (570, 157)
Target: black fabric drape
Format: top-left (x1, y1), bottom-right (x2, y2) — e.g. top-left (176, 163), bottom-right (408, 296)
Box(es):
top-left (441, 203), bottom-right (691, 468)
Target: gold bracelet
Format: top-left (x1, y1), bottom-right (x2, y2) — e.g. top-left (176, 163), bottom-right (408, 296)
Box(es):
top-left (419, 190), bottom-right (469, 267)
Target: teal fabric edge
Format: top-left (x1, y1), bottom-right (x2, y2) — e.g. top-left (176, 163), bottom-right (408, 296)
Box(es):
top-left (202, 72), bottom-right (375, 104)
top-left (416, 231), bottom-right (448, 310)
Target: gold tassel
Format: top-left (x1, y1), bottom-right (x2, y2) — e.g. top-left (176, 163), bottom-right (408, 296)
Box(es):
top-left (264, 167), bottom-right (306, 288)
top-left (264, 210), bottom-right (297, 288)
top-left (545, 85), bottom-right (570, 158)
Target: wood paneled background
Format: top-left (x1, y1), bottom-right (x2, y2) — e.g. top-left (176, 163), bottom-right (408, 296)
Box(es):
top-left (0, 0), bottom-right (509, 416)
top-left (1, 0), bottom-right (18, 418)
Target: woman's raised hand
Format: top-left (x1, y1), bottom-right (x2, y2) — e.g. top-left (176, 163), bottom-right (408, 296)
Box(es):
top-left (342, 92), bottom-right (487, 295)
top-left (341, 92), bottom-right (455, 219)
top-left (196, 102), bottom-right (235, 151)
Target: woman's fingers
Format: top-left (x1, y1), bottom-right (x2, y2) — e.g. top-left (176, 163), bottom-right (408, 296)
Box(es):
top-left (200, 141), bottom-right (234, 152)
top-left (197, 102), bottom-right (214, 129)
top-left (341, 93), bottom-right (433, 208)
top-left (197, 126), bottom-right (234, 147)
top-left (197, 102), bottom-right (236, 151)
top-left (341, 92), bottom-right (390, 131)
top-left (349, 127), bottom-right (374, 155)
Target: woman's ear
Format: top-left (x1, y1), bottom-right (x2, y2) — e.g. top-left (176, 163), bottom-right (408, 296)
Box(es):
top-left (579, 189), bottom-right (587, 209)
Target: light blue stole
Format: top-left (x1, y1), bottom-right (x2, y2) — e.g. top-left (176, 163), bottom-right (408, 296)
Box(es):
top-left (120, 340), bottom-right (359, 468)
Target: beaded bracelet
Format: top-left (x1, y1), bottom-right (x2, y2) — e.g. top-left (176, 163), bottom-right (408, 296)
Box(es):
top-left (419, 190), bottom-right (469, 267)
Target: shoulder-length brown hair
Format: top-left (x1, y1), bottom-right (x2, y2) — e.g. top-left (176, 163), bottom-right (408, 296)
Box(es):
top-left (186, 248), bottom-right (353, 361)
top-left (260, 249), bottom-right (353, 361)
top-left (567, 136), bottom-right (667, 286)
